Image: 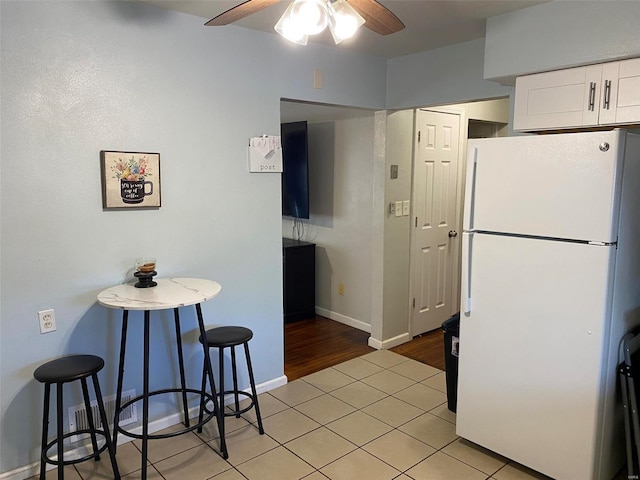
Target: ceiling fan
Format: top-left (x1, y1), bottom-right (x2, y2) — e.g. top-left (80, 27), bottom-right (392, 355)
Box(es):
top-left (205, 0), bottom-right (405, 45)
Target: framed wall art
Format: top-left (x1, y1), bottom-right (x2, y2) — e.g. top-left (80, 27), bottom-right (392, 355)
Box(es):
top-left (100, 151), bottom-right (161, 209)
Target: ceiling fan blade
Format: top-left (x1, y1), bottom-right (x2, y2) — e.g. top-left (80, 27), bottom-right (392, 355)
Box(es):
top-left (205, 0), bottom-right (281, 26)
top-left (347, 0), bottom-right (405, 35)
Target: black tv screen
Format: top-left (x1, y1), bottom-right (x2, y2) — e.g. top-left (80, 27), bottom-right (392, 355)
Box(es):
top-left (281, 121), bottom-right (310, 219)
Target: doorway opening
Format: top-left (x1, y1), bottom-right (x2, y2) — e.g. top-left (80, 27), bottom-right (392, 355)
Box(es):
top-left (279, 97), bottom-right (510, 372)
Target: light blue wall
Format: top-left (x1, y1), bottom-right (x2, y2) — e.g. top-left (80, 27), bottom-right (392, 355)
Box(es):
top-left (484, 0), bottom-right (640, 83)
top-left (0, 0), bottom-right (387, 473)
top-left (386, 39), bottom-right (511, 110)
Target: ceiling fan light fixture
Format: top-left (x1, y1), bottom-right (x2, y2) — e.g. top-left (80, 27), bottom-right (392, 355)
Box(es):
top-left (327, 0), bottom-right (365, 43)
top-left (289, 0), bottom-right (328, 36)
top-left (275, 2), bottom-right (309, 44)
top-left (275, 0), bottom-right (366, 45)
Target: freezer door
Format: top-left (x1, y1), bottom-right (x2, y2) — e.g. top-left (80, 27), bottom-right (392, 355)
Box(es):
top-left (457, 232), bottom-right (616, 480)
top-left (464, 130), bottom-right (625, 243)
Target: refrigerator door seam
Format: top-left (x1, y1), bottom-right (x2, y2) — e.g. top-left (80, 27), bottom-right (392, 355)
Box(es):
top-left (473, 230), bottom-right (617, 246)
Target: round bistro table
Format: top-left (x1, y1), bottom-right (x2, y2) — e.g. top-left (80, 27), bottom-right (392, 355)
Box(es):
top-left (97, 278), bottom-right (227, 479)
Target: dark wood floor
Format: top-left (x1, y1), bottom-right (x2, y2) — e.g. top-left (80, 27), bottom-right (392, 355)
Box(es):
top-left (285, 315), bottom-right (445, 381)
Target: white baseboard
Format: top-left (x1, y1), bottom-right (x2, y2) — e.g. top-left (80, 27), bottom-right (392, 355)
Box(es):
top-left (314, 307), bottom-right (411, 350)
top-left (0, 375), bottom-right (289, 480)
top-left (0, 465), bottom-right (32, 480)
top-left (368, 332), bottom-right (412, 350)
top-left (255, 375), bottom-right (288, 394)
top-left (315, 307), bottom-right (371, 333)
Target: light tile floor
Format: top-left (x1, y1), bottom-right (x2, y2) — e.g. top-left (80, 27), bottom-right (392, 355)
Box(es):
top-left (32, 350), bottom-right (628, 480)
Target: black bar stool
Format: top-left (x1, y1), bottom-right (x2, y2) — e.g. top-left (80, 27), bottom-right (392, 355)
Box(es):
top-left (33, 354), bottom-right (120, 480)
top-left (198, 326), bottom-right (264, 447)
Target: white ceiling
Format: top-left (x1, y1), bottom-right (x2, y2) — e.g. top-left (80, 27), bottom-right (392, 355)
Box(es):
top-left (139, 0), bottom-right (547, 59)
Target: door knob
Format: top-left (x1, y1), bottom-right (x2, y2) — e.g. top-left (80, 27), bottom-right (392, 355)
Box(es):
top-left (448, 230), bottom-right (458, 238)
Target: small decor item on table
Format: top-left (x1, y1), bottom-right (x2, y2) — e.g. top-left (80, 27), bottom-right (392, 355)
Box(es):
top-left (134, 257), bottom-right (157, 288)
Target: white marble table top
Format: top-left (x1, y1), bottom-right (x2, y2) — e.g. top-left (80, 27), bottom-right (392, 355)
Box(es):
top-left (97, 277), bottom-right (221, 311)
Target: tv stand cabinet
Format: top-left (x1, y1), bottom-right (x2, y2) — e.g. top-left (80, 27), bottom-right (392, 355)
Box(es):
top-left (282, 238), bottom-right (315, 323)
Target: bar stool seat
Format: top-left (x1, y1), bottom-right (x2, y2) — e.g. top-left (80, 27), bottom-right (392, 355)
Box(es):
top-left (198, 326), bottom-right (264, 450)
top-left (34, 354), bottom-right (120, 480)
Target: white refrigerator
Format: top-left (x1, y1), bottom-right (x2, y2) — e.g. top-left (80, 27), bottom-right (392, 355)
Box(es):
top-left (456, 129), bottom-right (640, 480)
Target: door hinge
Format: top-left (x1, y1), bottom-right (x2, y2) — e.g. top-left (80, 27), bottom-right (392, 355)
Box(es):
top-left (417, 131), bottom-right (421, 142)
top-left (415, 217), bottom-right (418, 228)
top-left (412, 298), bottom-right (415, 308)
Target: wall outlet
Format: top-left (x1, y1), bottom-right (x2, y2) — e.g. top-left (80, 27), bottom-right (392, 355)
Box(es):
top-left (338, 283), bottom-right (344, 296)
top-left (38, 309), bottom-right (56, 334)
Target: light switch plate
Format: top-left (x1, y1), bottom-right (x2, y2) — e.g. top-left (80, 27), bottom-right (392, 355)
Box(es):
top-left (313, 69), bottom-right (323, 89)
top-left (395, 201), bottom-right (402, 217)
top-left (402, 200), bottom-right (410, 216)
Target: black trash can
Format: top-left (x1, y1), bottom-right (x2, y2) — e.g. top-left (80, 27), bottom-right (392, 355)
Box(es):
top-left (442, 313), bottom-right (460, 413)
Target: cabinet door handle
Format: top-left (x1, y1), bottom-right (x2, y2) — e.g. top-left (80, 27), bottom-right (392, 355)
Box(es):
top-left (603, 80), bottom-right (612, 110)
top-left (588, 82), bottom-right (596, 111)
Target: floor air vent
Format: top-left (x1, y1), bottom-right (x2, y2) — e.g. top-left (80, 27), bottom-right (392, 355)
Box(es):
top-left (68, 389), bottom-right (137, 435)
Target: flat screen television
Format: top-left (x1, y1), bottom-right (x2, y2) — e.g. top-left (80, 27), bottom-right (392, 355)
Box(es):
top-left (281, 121), bottom-right (310, 219)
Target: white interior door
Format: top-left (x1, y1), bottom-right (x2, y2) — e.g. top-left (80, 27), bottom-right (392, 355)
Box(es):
top-left (410, 109), bottom-right (461, 336)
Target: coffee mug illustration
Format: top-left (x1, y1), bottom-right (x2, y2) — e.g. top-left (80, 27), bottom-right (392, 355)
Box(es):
top-left (110, 154), bottom-right (155, 205)
top-left (121, 179), bottom-right (153, 204)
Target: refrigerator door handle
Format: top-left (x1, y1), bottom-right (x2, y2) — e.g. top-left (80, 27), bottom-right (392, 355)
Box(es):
top-left (463, 147), bottom-right (479, 231)
top-left (462, 232), bottom-right (473, 314)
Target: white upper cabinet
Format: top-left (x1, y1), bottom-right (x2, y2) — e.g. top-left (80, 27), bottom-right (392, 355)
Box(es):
top-left (514, 58), bottom-right (640, 132)
top-left (600, 59), bottom-right (640, 125)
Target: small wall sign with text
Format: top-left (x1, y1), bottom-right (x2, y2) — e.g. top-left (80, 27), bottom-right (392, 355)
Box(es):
top-left (100, 151), bottom-right (161, 209)
top-left (248, 135), bottom-right (282, 173)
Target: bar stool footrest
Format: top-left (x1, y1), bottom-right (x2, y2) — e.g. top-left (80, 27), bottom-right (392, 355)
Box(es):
top-left (42, 429), bottom-right (109, 466)
top-left (220, 391), bottom-right (256, 417)
top-left (115, 388), bottom-right (218, 440)
top-left (201, 390), bottom-right (255, 417)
